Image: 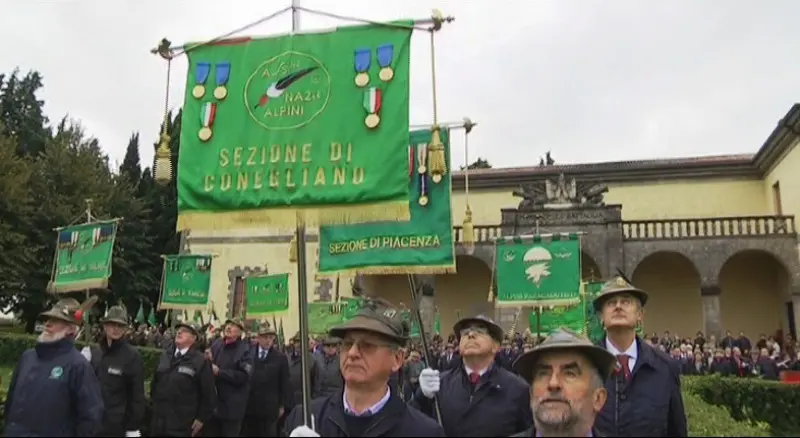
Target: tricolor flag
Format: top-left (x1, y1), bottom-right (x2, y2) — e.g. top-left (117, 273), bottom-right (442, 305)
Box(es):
top-left (92, 224), bottom-right (114, 246)
top-left (58, 230), bottom-right (78, 250)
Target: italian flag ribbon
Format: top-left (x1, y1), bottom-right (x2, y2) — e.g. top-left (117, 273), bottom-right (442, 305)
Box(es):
top-left (363, 87), bottom-right (382, 115)
top-left (200, 102), bottom-right (217, 128)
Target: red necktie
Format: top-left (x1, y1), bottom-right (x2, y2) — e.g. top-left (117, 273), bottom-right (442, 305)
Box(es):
top-left (616, 355), bottom-right (632, 381)
top-left (469, 372), bottom-right (480, 385)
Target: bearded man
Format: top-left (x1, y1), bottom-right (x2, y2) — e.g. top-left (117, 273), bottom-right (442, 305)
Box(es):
top-left (4, 298), bottom-right (104, 437)
top-left (511, 328), bottom-right (616, 437)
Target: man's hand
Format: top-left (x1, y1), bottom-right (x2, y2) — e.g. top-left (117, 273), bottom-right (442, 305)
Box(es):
top-left (289, 426), bottom-right (320, 437)
top-left (419, 368), bottom-right (440, 399)
top-left (191, 420), bottom-right (203, 437)
top-left (124, 431), bottom-right (141, 438)
top-left (212, 364), bottom-right (219, 376)
top-left (204, 349), bottom-right (213, 361)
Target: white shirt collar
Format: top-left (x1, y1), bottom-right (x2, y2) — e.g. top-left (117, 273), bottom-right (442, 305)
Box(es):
top-left (343, 386), bottom-right (391, 416)
top-left (464, 365), bottom-right (489, 376)
top-left (606, 338), bottom-right (638, 361)
top-left (175, 347), bottom-right (189, 356)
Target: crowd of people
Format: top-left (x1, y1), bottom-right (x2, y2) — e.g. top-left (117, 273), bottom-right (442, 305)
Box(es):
top-left (6, 274), bottom-right (780, 436)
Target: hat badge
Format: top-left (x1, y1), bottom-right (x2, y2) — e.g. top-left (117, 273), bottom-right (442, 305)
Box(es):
top-left (382, 309), bottom-right (396, 319)
top-left (615, 276), bottom-right (629, 288)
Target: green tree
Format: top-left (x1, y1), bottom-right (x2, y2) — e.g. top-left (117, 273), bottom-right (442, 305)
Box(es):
top-left (0, 69), bottom-right (49, 157)
top-left (461, 157), bottom-right (492, 170)
top-left (120, 133), bottom-right (142, 187)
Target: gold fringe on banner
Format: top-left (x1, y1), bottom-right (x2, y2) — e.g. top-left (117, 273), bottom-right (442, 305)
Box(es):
top-left (157, 303), bottom-right (209, 312)
top-left (176, 200), bottom-right (410, 231)
top-left (427, 126), bottom-right (447, 183)
top-left (47, 279), bottom-right (109, 294)
top-left (288, 231), bottom-right (298, 263)
top-left (316, 264), bottom-right (456, 279)
top-left (494, 298), bottom-right (581, 309)
top-left (462, 206), bottom-right (475, 253)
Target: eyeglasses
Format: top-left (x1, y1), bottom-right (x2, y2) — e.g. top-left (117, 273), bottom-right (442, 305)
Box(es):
top-left (340, 338), bottom-right (396, 354)
top-left (459, 325), bottom-right (490, 338)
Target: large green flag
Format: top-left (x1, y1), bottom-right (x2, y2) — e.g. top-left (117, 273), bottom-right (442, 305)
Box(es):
top-left (245, 273), bottom-right (290, 317)
top-left (530, 302), bottom-right (585, 335)
top-left (159, 254), bottom-right (213, 311)
top-left (177, 24), bottom-right (414, 231)
top-left (317, 128), bottom-right (454, 275)
top-left (48, 221), bottom-right (118, 293)
top-left (494, 233), bottom-right (582, 307)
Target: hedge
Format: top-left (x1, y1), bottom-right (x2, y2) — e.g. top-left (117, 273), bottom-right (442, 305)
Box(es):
top-left (0, 333), bottom-right (788, 436)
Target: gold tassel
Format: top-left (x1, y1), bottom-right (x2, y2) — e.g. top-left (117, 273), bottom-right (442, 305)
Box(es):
top-left (154, 133), bottom-right (172, 185)
top-left (288, 231), bottom-right (298, 262)
top-left (462, 204), bottom-right (475, 255)
top-left (427, 125), bottom-right (447, 183)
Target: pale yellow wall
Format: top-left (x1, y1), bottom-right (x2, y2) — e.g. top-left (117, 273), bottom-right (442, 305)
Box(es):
top-left (765, 138), bottom-right (800, 217)
top-left (719, 252), bottom-right (786, 339)
top-left (450, 178), bottom-right (768, 225)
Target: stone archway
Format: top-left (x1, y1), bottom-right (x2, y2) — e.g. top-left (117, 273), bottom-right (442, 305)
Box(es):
top-left (631, 251), bottom-right (703, 336)
top-left (719, 250), bottom-right (790, 340)
top-left (582, 251), bottom-right (601, 281)
top-left (435, 255), bottom-right (493, 336)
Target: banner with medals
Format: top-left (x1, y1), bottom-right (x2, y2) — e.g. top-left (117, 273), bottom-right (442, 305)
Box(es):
top-left (244, 273), bottom-right (290, 317)
top-left (493, 233), bottom-right (582, 307)
top-left (48, 220), bottom-right (119, 293)
top-left (317, 128), bottom-right (454, 275)
top-left (177, 24), bottom-right (414, 230)
top-left (158, 254), bottom-right (213, 310)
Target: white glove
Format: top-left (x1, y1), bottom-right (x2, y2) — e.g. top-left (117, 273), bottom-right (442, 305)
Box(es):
top-left (125, 431), bottom-right (141, 438)
top-left (289, 425), bottom-right (320, 437)
top-left (419, 368), bottom-right (440, 399)
top-left (80, 346), bottom-right (92, 362)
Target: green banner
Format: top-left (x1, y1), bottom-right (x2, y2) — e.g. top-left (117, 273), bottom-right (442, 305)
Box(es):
top-left (494, 233), bottom-right (582, 307)
top-left (307, 298), bottom-right (363, 336)
top-left (317, 129), bottom-right (454, 275)
top-left (159, 254), bottom-right (213, 310)
top-left (48, 221), bottom-right (118, 293)
top-left (177, 24), bottom-right (414, 231)
top-left (401, 309), bottom-right (442, 338)
top-left (530, 302), bottom-right (586, 335)
top-left (245, 273), bottom-right (290, 317)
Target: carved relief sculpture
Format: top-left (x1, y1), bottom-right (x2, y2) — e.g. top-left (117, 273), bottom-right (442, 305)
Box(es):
top-left (512, 173), bottom-right (608, 211)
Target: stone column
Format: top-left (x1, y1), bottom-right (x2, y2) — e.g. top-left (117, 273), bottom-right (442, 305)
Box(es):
top-left (414, 275), bottom-right (436, 341)
top-left (791, 289), bottom-right (800, 340)
top-left (700, 285), bottom-right (723, 338)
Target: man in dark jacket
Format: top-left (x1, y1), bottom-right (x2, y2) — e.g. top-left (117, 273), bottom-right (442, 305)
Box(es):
top-left (284, 298), bottom-right (444, 437)
top-left (243, 323), bottom-right (291, 436)
top-left (150, 321), bottom-right (216, 437)
top-left (205, 318), bottom-right (254, 437)
top-left (5, 297), bottom-right (104, 437)
top-left (288, 338), bottom-right (322, 406)
top-left (593, 275), bottom-right (687, 437)
top-left (318, 336), bottom-right (344, 398)
top-left (86, 305), bottom-right (146, 437)
top-left (511, 328), bottom-right (616, 437)
top-left (414, 315), bottom-right (533, 436)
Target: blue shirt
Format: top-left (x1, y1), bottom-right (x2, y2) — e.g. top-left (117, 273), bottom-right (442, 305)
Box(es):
top-left (342, 386), bottom-right (391, 416)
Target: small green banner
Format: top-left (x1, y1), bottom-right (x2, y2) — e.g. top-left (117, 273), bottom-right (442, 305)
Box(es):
top-left (159, 254), bottom-right (213, 310)
top-left (494, 233), bottom-right (582, 307)
top-left (245, 273), bottom-right (290, 317)
top-left (48, 221), bottom-right (118, 293)
top-left (317, 128), bottom-right (455, 275)
top-left (177, 23), bottom-right (415, 231)
top-left (307, 298), bottom-right (363, 336)
top-left (530, 302), bottom-right (586, 335)
top-left (401, 309), bottom-right (442, 337)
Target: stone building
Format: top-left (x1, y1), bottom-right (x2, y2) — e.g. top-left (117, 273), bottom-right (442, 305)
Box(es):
top-left (185, 104), bottom-right (800, 340)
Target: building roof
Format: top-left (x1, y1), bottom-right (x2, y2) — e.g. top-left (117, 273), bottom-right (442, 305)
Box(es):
top-left (452, 104), bottom-right (800, 190)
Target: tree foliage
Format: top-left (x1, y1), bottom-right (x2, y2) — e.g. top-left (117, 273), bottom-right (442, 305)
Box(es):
top-left (0, 69), bottom-right (179, 331)
top-left (460, 157), bottom-right (492, 170)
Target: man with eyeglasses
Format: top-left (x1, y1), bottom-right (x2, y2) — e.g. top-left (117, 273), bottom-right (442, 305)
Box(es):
top-left (512, 328), bottom-right (616, 437)
top-left (285, 298), bottom-right (444, 437)
top-left (413, 315), bottom-right (533, 436)
top-left (593, 276), bottom-right (687, 437)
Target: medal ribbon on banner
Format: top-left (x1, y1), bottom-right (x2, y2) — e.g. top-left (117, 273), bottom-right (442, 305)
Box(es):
top-left (354, 48), bottom-right (371, 88)
top-left (214, 62), bottom-right (231, 100)
top-left (376, 44), bottom-right (395, 82)
top-left (363, 87), bottom-right (382, 129)
top-left (417, 143), bottom-right (429, 206)
top-left (408, 144), bottom-right (415, 178)
top-left (198, 102), bottom-right (217, 142)
top-left (192, 62), bottom-right (211, 99)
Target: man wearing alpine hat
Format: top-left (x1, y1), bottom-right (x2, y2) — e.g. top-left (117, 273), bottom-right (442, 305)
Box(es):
top-left (414, 314), bottom-right (532, 436)
top-left (593, 275), bottom-right (687, 437)
top-left (5, 297), bottom-right (104, 437)
top-left (285, 298), bottom-right (444, 437)
top-left (512, 328), bottom-right (616, 437)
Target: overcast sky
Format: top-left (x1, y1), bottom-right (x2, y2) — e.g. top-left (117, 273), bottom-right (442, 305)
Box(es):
top-left (1, 1), bottom-right (799, 171)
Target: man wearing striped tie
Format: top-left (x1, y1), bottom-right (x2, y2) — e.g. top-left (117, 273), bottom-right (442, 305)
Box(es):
top-left (592, 276), bottom-right (687, 437)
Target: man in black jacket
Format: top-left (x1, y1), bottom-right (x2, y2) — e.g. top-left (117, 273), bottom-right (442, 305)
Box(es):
top-left (243, 323), bottom-right (291, 436)
top-left (86, 305), bottom-right (146, 437)
top-left (511, 328), bottom-right (615, 437)
top-left (205, 318), bottom-right (254, 437)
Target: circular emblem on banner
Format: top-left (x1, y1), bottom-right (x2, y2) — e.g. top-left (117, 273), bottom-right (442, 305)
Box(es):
top-left (245, 51), bottom-right (331, 130)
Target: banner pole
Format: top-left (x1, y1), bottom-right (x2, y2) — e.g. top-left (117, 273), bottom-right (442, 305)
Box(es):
top-left (84, 199), bottom-right (93, 343)
top-left (406, 275), bottom-right (443, 425)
